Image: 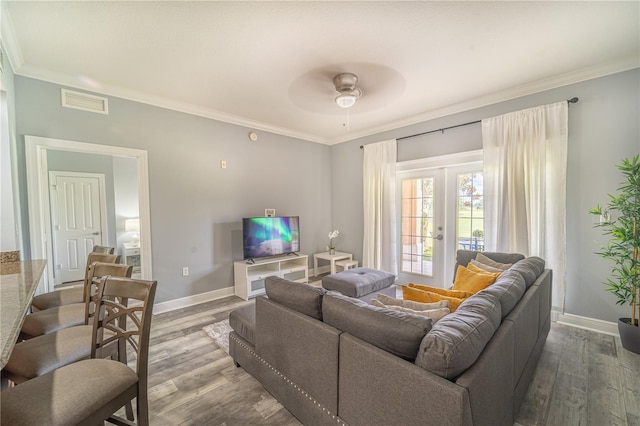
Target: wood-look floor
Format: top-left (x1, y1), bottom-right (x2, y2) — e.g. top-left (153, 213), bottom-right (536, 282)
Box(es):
top-left (137, 295), bottom-right (639, 425)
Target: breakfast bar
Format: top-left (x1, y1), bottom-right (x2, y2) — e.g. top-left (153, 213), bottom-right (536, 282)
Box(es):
top-left (0, 259), bottom-right (46, 369)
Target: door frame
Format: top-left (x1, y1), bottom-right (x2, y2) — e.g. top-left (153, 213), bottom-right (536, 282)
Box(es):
top-left (49, 171), bottom-right (108, 285)
top-left (397, 150), bottom-right (483, 286)
top-left (25, 135), bottom-right (153, 293)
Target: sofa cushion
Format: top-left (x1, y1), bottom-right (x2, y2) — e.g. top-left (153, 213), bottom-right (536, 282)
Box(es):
top-left (265, 276), bottom-right (325, 320)
top-left (370, 299), bottom-right (450, 322)
top-left (376, 293), bottom-right (449, 310)
top-left (477, 269), bottom-right (526, 319)
top-left (402, 286), bottom-right (467, 312)
top-left (415, 292), bottom-right (502, 379)
top-left (452, 265), bottom-right (500, 293)
top-left (322, 291), bottom-right (432, 361)
top-left (510, 257), bottom-right (546, 288)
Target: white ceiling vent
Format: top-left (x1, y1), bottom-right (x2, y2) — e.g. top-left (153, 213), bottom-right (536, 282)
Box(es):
top-left (61, 89), bottom-right (109, 114)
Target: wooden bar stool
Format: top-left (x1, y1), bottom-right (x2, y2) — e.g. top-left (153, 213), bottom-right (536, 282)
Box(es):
top-left (1, 276), bottom-right (158, 426)
top-left (31, 251), bottom-right (119, 312)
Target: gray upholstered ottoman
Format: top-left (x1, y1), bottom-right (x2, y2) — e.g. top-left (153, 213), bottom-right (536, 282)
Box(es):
top-left (322, 268), bottom-right (396, 302)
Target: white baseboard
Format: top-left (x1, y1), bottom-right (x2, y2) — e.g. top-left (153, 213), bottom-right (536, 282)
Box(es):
top-left (153, 286), bottom-right (236, 315)
top-left (556, 312), bottom-right (619, 337)
top-left (313, 265), bottom-right (331, 276)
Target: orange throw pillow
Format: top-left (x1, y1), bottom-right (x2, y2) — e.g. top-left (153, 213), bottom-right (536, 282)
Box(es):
top-left (401, 285), bottom-right (466, 312)
top-left (452, 265), bottom-right (500, 294)
top-left (408, 283), bottom-right (473, 299)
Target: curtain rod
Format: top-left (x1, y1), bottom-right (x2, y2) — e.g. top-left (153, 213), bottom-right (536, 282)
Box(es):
top-left (360, 97), bottom-right (579, 149)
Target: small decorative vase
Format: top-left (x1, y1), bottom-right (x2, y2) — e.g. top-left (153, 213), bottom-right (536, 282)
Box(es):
top-left (329, 248), bottom-right (335, 255)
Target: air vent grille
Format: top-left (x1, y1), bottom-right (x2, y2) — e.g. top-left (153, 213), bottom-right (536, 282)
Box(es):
top-left (61, 89), bottom-right (109, 114)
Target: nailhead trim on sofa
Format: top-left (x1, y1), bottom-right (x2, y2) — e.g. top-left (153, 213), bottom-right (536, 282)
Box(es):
top-left (229, 333), bottom-right (347, 425)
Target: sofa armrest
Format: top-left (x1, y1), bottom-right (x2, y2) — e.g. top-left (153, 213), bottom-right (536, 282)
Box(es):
top-left (455, 319), bottom-right (515, 426)
top-left (338, 333), bottom-right (472, 426)
top-left (256, 296), bottom-right (341, 413)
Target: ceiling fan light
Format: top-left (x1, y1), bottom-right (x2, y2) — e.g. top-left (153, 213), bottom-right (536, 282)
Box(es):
top-left (335, 93), bottom-right (357, 108)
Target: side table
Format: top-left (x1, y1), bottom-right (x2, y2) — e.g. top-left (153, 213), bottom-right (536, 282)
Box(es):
top-left (313, 251), bottom-right (353, 276)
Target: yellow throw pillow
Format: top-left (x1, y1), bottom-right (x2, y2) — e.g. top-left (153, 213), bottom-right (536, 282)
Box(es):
top-left (452, 265), bottom-right (500, 294)
top-left (401, 285), bottom-right (466, 312)
top-left (408, 283), bottom-right (473, 299)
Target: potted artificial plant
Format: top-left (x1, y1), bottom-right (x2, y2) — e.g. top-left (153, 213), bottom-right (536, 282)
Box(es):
top-left (590, 155), bottom-right (640, 353)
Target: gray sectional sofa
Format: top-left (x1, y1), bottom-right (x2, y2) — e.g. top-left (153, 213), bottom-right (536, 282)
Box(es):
top-left (229, 250), bottom-right (552, 426)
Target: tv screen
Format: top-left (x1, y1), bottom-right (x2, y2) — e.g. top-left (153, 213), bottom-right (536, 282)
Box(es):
top-left (242, 216), bottom-right (300, 260)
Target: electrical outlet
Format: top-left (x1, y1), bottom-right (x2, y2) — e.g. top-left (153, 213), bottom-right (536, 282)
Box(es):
top-left (182, 267), bottom-right (189, 276)
top-left (220, 160), bottom-right (227, 169)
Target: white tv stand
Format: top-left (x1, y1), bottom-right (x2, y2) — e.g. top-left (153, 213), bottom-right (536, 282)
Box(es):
top-left (234, 254), bottom-right (309, 300)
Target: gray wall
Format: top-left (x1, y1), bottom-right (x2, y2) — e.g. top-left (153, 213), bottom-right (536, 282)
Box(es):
top-left (1, 45), bottom-right (19, 252)
top-left (12, 69), bottom-right (639, 321)
top-left (46, 150), bottom-right (117, 247)
top-left (15, 76), bottom-right (332, 303)
top-left (330, 68), bottom-right (640, 323)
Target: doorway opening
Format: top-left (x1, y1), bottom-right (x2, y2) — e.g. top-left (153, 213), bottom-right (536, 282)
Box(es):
top-left (25, 135), bottom-right (152, 293)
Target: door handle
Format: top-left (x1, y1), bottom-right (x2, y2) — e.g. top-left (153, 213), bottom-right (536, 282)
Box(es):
top-left (92, 232), bottom-right (100, 235)
top-left (434, 234), bottom-right (443, 241)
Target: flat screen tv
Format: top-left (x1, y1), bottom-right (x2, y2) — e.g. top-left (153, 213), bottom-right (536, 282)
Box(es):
top-left (242, 216), bottom-right (300, 261)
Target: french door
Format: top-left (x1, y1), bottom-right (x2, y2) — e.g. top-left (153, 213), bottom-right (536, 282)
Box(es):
top-left (398, 169), bottom-right (445, 286)
top-left (397, 153), bottom-right (483, 287)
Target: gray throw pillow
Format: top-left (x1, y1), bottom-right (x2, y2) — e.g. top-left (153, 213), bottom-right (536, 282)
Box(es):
top-left (323, 291), bottom-right (432, 361)
top-left (415, 292), bottom-right (502, 379)
top-left (265, 276), bottom-right (325, 320)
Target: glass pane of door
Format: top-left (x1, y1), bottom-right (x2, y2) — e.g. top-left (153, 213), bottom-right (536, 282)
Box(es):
top-left (456, 172), bottom-right (484, 252)
top-left (399, 170), bottom-right (444, 286)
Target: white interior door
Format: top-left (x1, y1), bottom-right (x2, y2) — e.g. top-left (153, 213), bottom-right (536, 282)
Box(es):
top-left (50, 171), bottom-right (107, 284)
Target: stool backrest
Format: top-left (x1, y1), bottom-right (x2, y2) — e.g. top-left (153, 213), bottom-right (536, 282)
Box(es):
top-left (92, 245), bottom-right (116, 254)
top-left (84, 262), bottom-right (133, 324)
top-left (91, 276), bottom-right (157, 416)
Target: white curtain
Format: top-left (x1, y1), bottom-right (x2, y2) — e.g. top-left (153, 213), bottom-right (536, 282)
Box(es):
top-left (482, 101), bottom-right (568, 312)
top-left (362, 139), bottom-right (398, 274)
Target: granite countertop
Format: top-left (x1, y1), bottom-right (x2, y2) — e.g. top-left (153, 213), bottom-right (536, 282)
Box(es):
top-left (0, 259), bottom-right (47, 368)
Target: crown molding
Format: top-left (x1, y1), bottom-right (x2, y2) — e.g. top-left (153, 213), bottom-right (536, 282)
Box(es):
top-left (14, 63), bottom-right (329, 145)
top-left (7, 29), bottom-right (638, 148)
top-left (326, 57), bottom-right (640, 145)
top-left (0, 2), bottom-right (24, 72)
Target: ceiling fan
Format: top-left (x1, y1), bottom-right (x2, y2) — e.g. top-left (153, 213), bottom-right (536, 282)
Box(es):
top-left (333, 73), bottom-right (363, 109)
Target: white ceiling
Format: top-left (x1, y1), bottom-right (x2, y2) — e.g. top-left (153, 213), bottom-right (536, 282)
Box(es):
top-left (2, 1), bottom-right (639, 145)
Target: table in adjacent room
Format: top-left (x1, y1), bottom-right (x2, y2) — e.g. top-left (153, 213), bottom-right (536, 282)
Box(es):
top-left (313, 251), bottom-right (353, 276)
